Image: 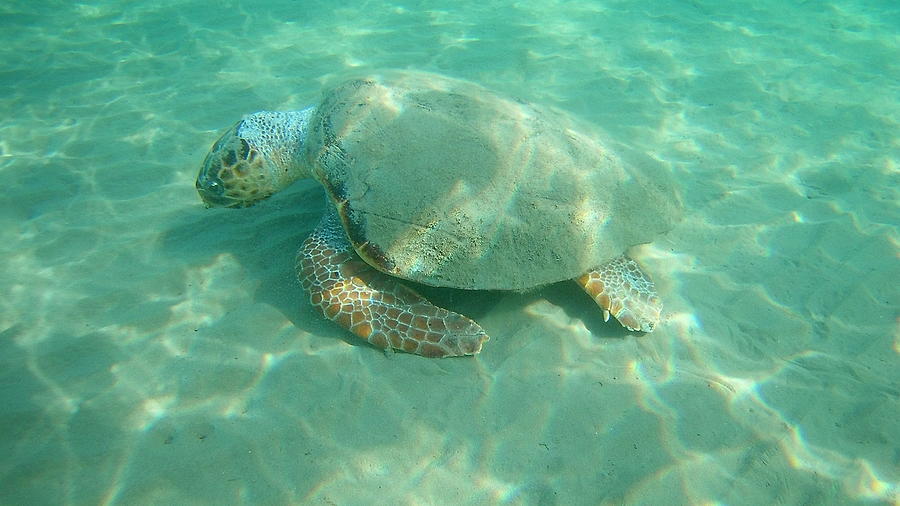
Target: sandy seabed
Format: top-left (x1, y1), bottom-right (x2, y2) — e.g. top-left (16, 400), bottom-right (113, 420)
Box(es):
top-left (1, 1), bottom-right (897, 504)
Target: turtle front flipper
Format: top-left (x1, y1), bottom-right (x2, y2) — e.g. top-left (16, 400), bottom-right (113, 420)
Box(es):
top-left (576, 255), bottom-right (661, 333)
top-left (297, 213), bottom-right (489, 358)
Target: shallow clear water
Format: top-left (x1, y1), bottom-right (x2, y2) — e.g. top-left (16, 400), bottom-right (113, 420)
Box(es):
top-left (1, 1), bottom-right (897, 504)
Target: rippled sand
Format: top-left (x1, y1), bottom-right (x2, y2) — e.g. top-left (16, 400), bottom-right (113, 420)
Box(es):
top-left (1, 1), bottom-right (897, 504)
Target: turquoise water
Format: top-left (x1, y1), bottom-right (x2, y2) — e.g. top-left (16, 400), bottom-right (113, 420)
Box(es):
top-left (1, 1), bottom-right (898, 504)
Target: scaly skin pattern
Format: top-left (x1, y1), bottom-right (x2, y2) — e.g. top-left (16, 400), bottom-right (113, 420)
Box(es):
top-left (297, 210), bottom-right (489, 357)
top-left (576, 255), bottom-right (661, 332)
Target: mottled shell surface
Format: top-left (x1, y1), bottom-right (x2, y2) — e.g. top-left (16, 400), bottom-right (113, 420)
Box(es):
top-left (305, 71), bottom-right (679, 290)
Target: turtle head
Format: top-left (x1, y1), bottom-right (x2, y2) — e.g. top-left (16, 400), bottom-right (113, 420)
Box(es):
top-left (196, 108), bottom-right (314, 208)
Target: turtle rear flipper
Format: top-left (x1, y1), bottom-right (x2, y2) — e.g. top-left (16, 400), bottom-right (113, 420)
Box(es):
top-left (297, 212), bottom-right (488, 357)
top-left (576, 256), bottom-right (662, 333)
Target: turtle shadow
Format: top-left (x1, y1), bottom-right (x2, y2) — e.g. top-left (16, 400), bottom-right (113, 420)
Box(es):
top-left (159, 183), bottom-right (628, 351)
top-left (159, 183), bottom-right (509, 349)
top-left (535, 282), bottom-right (634, 340)
top-left (159, 182), bottom-right (328, 331)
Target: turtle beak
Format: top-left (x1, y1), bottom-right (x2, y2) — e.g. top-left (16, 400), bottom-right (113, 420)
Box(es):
top-left (197, 185), bottom-right (230, 208)
top-left (196, 171), bottom-right (241, 208)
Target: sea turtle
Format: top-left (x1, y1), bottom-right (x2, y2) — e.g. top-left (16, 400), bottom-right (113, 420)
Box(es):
top-left (195, 70), bottom-right (680, 358)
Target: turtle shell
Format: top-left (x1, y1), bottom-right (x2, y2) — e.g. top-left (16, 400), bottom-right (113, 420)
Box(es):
top-left (304, 71), bottom-right (679, 290)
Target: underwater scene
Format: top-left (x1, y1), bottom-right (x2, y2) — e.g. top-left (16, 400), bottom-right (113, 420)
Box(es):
top-left (1, 0), bottom-right (897, 504)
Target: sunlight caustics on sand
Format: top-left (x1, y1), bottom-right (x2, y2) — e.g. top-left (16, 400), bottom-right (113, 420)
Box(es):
top-left (1, 1), bottom-right (897, 504)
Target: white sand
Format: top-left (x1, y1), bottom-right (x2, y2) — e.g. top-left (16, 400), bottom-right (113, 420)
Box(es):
top-left (1, 1), bottom-right (897, 504)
